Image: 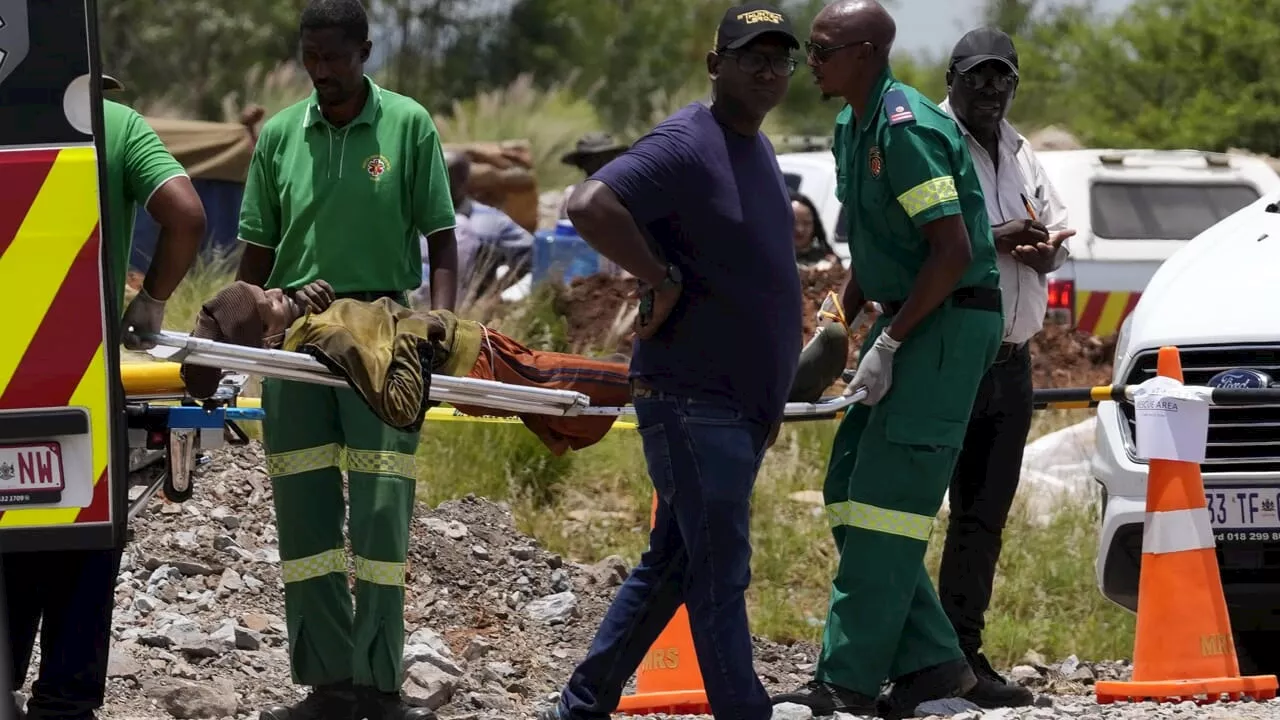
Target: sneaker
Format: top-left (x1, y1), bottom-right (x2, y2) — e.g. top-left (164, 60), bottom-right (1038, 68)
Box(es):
top-left (879, 659), bottom-right (977, 720)
top-left (259, 681), bottom-right (356, 720)
top-left (962, 652), bottom-right (1033, 708)
top-left (354, 688), bottom-right (436, 720)
top-left (535, 706), bottom-right (563, 720)
top-left (770, 680), bottom-right (879, 715)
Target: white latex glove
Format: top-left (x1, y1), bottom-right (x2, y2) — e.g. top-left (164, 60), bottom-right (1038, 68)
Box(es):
top-left (844, 328), bottom-right (902, 405)
top-left (121, 288), bottom-right (166, 350)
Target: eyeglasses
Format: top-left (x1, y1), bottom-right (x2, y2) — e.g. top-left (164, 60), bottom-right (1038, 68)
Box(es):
top-left (721, 50), bottom-right (799, 77)
top-left (804, 39), bottom-right (872, 63)
top-left (957, 69), bottom-right (1017, 93)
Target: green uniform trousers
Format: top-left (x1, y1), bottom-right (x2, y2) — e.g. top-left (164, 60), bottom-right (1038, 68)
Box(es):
top-left (261, 377), bottom-right (421, 693)
top-left (815, 305), bottom-right (1000, 696)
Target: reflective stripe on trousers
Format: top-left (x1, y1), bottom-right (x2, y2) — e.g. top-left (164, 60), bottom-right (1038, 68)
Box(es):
top-left (266, 443), bottom-right (418, 482)
top-left (826, 500), bottom-right (934, 542)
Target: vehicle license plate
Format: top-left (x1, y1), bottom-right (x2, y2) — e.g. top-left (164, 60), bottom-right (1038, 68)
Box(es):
top-left (1206, 487), bottom-right (1280, 542)
top-left (0, 442), bottom-right (65, 506)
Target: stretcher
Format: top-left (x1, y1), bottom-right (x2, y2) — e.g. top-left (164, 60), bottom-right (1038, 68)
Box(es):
top-left (119, 331), bottom-right (868, 521)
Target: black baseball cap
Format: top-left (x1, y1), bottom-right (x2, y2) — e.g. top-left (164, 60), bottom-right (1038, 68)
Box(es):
top-left (949, 27), bottom-right (1019, 76)
top-left (714, 3), bottom-right (800, 52)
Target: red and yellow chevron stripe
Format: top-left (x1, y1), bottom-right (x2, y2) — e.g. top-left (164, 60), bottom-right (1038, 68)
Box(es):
top-left (1076, 289), bottom-right (1141, 337)
top-left (0, 146), bottom-right (113, 529)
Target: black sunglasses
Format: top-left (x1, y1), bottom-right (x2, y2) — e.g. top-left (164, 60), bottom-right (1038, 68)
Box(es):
top-left (804, 39), bottom-right (872, 63)
top-left (956, 68), bottom-right (1017, 93)
top-left (721, 50), bottom-right (799, 77)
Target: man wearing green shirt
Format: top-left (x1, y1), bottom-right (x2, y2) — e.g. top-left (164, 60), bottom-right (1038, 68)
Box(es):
top-left (771, 2), bottom-right (1010, 718)
top-left (5, 76), bottom-right (205, 720)
top-left (234, 2), bottom-right (457, 719)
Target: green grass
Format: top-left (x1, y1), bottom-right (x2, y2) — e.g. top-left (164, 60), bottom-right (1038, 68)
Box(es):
top-left (147, 262), bottom-right (1135, 668)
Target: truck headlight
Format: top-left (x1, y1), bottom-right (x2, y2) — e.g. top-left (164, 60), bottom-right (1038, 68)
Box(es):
top-left (1112, 314), bottom-right (1134, 385)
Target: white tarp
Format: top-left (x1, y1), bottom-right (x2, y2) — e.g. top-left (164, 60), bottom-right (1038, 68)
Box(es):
top-left (1018, 417), bottom-right (1102, 525)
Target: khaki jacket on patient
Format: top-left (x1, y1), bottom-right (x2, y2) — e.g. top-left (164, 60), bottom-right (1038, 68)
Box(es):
top-left (283, 297), bottom-right (485, 432)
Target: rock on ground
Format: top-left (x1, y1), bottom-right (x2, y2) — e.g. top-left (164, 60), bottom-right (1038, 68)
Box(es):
top-left (17, 443), bottom-right (1280, 720)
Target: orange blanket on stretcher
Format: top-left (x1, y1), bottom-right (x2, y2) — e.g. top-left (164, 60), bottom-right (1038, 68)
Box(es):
top-left (454, 329), bottom-right (631, 455)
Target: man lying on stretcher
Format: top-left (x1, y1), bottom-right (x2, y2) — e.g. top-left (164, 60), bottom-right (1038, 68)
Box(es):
top-left (180, 280), bottom-right (856, 454)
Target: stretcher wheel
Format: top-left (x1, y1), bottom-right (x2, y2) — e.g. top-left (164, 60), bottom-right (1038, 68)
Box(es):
top-left (162, 467), bottom-right (194, 503)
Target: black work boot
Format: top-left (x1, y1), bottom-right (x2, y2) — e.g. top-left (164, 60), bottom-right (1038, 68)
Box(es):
top-left (962, 651), bottom-right (1033, 708)
top-left (354, 687), bottom-right (436, 720)
top-left (259, 680), bottom-right (356, 720)
top-left (879, 659), bottom-right (978, 720)
top-left (770, 680), bottom-right (879, 716)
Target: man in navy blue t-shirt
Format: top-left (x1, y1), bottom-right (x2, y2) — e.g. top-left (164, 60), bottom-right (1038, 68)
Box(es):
top-left (540, 5), bottom-right (803, 720)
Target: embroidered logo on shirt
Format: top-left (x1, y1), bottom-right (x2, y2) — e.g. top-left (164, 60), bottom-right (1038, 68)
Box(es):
top-left (869, 146), bottom-right (883, 178)
top-left (364, 155), bottom-right (390, 181)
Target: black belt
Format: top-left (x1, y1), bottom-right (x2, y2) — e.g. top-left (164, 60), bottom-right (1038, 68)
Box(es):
top-left (880, 285), bottom-right (1002, 317)
top-left (333, 290), bottom-right (407, 303)
top-left (993, 341), bottom-right (1027, 364)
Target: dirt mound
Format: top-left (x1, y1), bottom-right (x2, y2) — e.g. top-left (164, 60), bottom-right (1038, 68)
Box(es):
top-left (558, 269), bottom-right (1117, 390)
top-left (65, 444), bottom-right (816, 720)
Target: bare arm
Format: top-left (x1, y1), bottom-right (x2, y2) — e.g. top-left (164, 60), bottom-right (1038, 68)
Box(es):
top-left (237, 244), bottom-right (275, 287)
top-left (886, 214), bottom-right (973, 342)
top-left (425, 228), bottom-right (458, 310)
top-left (566, 181), bottom-right (666, 285)
top-left (142, 176), bottom-right (205, 300)
top-left (839, 264), bottom-right (866, 327)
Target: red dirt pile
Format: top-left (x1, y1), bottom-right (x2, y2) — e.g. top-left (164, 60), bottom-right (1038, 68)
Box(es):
top-left (559, 268), bottom-right (1117, 390)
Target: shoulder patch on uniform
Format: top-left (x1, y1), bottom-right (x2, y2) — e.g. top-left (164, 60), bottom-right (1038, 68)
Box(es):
top-left (882, 89), bottom-right (915, 126)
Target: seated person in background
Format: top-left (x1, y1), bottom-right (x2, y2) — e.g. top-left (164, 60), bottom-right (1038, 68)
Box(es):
top-left (791, 189), bottom-right (838, 267)
top-left (182, 280), bottom-right (858, 443)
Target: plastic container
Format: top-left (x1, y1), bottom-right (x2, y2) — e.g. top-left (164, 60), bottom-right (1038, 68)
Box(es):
top-left (532, 219), bottom-right (601, 285)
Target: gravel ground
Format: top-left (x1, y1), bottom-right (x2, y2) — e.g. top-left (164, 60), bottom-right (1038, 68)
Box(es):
top-left (14, 443), bottom-right (1279, 720)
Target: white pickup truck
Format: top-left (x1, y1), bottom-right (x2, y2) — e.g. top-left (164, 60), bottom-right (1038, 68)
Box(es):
top-left (777, 148), bottom-right (1280, 337)
top-left (1092, 191), bottom-right (1280, 674)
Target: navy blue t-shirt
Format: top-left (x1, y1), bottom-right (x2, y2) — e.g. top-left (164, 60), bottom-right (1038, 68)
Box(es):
top-left (591, 103), bottom-right (802, 427)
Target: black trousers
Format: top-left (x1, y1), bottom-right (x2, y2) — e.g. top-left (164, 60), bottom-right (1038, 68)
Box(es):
top-left (937, 342), bottom-right (1034, 655)
top-left (2, 546), bottom-right (123, 720)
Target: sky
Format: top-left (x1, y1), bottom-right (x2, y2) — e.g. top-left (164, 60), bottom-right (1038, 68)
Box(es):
top-left (891, 0), bottom-right (1137, 57)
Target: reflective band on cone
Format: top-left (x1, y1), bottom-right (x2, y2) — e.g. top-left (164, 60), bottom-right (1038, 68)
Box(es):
top-left (1142, 508), bottom-right (1215, 555)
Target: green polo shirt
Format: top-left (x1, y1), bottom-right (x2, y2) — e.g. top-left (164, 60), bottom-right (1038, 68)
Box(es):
top-left (103, 99), bottom-right (188, 308)
top-left (237, 76), bottom-right (456, 293)
top-left (833, 67), bottom-right (999, 304)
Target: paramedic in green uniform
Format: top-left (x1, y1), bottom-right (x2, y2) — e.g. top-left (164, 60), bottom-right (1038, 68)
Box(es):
top-left (234, 2), bottom-right (457, 719)
top-left (771, 2), bottom-right (1005, 718)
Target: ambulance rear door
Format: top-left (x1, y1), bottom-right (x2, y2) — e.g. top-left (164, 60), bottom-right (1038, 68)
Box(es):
top-left (0, 0), bottom-right (129, 552)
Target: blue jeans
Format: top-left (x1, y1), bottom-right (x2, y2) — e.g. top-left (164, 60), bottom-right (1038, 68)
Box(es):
top-left (557, 393), bottom-right (772, 720)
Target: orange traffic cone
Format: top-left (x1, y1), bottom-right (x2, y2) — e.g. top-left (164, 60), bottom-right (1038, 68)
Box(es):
top-left (614, 492), bottom-right (711, 716)
top-left (1096, 346), bottom-right (1278, 704)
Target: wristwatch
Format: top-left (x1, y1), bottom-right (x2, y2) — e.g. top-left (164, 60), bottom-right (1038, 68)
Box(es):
top-left (655, 263), bottom-right (682, 290)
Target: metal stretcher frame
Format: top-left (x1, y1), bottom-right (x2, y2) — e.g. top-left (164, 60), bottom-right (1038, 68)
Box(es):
top-left (146, 331), bottom-right (868, 419)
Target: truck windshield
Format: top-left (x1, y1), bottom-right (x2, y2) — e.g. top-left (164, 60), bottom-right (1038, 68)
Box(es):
top-left (1091, 181), bottom-right (1260, 240)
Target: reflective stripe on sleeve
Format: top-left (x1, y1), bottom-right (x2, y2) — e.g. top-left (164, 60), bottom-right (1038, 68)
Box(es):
top-left (896, 177), bottom-right (958, 219)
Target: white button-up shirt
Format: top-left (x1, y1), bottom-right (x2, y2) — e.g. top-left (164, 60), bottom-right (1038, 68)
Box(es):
top-left (939, 98), bottom-right (1070, 345)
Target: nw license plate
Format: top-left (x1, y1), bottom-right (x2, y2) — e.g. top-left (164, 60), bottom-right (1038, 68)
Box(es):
top-left (1206, 487), bottom-right (1280, 543)
top-left (0, 442), bottom-right (65, 506)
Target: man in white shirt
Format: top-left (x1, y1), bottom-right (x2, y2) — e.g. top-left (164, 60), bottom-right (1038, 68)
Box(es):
top-left (936, 27), bottom-right (1076, 706)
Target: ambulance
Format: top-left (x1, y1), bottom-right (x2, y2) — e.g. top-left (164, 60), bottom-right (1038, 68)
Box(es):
top-left (0, 0), bottom-right (241, 559)
top-left (0, 0), bottom-right (130, 555)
